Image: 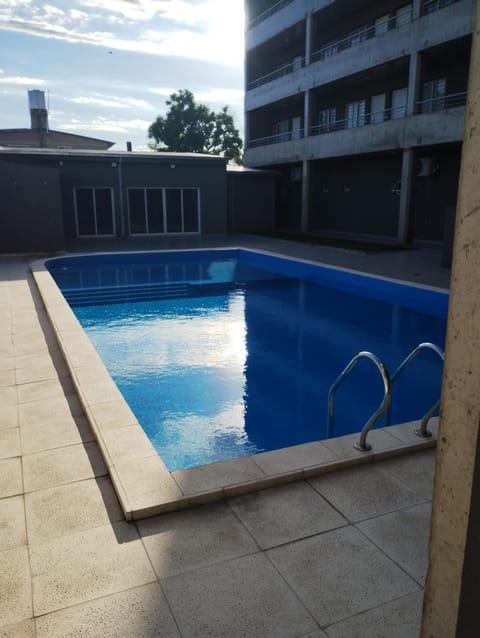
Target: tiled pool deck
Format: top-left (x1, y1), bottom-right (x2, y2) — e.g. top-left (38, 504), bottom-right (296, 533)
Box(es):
top-left (0, 236), bottom-right (448, 636)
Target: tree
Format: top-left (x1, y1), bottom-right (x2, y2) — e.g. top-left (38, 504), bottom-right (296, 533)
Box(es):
top-left (148, 89), bottom-right (242, 164)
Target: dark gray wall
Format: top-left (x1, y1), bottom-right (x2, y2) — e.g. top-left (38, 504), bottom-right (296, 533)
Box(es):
top-left (227, 171), bottom-right (277, 232)
top-left (309, 154), bottom-right (402, 238)
top-left (0, 159), bottom-right (65, 253)
top-left (411, 144), bottom-right (462, 241)
top-left (58, 156), bottom-right (228, 239)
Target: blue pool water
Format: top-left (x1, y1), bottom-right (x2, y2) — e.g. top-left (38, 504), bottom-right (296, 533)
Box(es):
top-left (47, 250), bottom-right (448, 471)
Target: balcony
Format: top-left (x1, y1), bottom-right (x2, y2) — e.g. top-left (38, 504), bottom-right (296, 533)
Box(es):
top-left (310, 9), bottom-right (412, 66)
top-left (244, 91), bottom-right (467, 166)
top-left (247, 0), bottom-right (295, 28)
top-left (247, 57), bottom-right (305, 91)
top-left (245, 0), bottom-right (474, 112)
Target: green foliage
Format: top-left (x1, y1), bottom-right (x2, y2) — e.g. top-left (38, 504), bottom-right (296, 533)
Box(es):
top-left (148, 89), bottom-right (242, 163)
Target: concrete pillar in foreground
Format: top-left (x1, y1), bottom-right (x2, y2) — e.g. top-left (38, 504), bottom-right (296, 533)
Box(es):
top-left (421, 4), bottom-right (480, 637)
top-left (397, 148), bottom-right (414, 245)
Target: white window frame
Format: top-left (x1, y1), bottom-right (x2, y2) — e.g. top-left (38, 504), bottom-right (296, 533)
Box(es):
top-left (74, 186), bottom-right (115, 238)
top-left (422, 78), bottom-right (447, 112)
top-left (127, 187), bottom-right (201, 236)
top-left (319, 107), bottom-right (337, 132)
top-left (346, 100), bottom-right (366, 128)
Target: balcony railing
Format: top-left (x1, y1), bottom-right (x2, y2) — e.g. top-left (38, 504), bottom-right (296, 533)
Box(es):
top-left (310, 105), bottom-right (407, 136)
top-left (415, 90), bottom-right (467, 112)
top-left (248, 129), bottom-right (305, 148)
top-left (248, 0), bottom-right (295, 28)
top-left (247, 91), bottom-right (466, 148)
top-left (421, 0), bottom-right (458, 16)
top-left (310, 9), bottom-right (412, 65)
top-left (248, 56), bottom-right (306, 90)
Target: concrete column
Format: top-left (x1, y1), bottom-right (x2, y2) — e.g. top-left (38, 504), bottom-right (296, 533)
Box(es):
top-left (421, 3), bottom-right (480, 636)
top-left (397, 148), bottom-right (414, 245)
top-left (304, 89), bottom-right (310, 138)
top-left (407, 51), bottom-right (423, 116)
top-left (412, 0), bottom-right (422, 20)
top-left (301, 159), bottom-right (310, 233)
top-left (305, 11), bottom-right (312, 66)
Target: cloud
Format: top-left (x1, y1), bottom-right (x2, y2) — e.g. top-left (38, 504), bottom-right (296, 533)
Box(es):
top-left (0, 0), bottom-right (244, 67)
top-left (61, 115), bottom-right (152, 133)
top-left (68, 94), bottom-right (153, 110)
top-left (0, 69), bottom-right (46, 85)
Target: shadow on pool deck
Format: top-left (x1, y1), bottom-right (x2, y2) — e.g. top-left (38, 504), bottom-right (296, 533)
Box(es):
top-left (0, 238), bottom-right (446, 637)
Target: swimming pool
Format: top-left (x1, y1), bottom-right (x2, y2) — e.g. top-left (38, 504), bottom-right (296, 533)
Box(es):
top-left (46, 249), bottom-right (447, 472)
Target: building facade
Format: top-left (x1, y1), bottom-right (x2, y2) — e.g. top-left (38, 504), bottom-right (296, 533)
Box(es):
top-left (0, 90), bottom-right (114, 151)
top-left (244, 0), bottom-right (475, 245)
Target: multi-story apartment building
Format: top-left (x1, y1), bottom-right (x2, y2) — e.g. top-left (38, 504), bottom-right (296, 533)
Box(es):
top-left (244, 0), bottom-right (475, 246)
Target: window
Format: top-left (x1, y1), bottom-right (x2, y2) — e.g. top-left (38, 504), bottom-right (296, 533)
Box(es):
top-left (370, 94), bottom-right (386, 124)
top-left (375, 15), bottom-right (389, 36)
top-left (319, 108), bottom-right (337, 133)
top-left (346, 100), bottom-right (366, 128)
top-left (421, 78), bottom-right (446, 112)
top-left (291, 116), bottom-right (302, 140)
top-left (391, 87), bottom-right (408, 119)
top-left (395, 4), bottom-right (412, 26)
top-left (128, 187), bottom-right (200, 235)
top-left (275, 120), bottom-right (289, 142)
top-left (74, 187), bottom-right (114, 237)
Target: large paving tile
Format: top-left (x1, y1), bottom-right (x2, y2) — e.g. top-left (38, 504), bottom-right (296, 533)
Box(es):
top-left (228, 481), bottom-right (347, 549)
top-left (15, 364), bottom-right (63, 385)
top-left (0, 496), bottom-right (27, 550)
top-left (267, 526), bottom-right (419, 628)
top-left (357, 503), bottom-right (432, 585)
top-left (20, 414), bottom-right (94, 455)
top-left (309, 464), bottom-right (424, 522)
top-left (35, 583), bottom-right (180, 638)
top-left (25, 477), bottom-right (123, 545)
top-left (30, 522), bottom-right (156, 616)
top-left (0, 619), bottom-right (35, 637)
top-left (378, 450), bottom-right (437, 500)
top-left (162, 552), bottom-right (317, 638)
top-left (18, 395), bottom-right (83, 427)
top-left (138, 502), bottom-right (258, 578)
top-left (16, 377), bottom-right (76, 404)
top-left (173, 457), bottom-right (265, 495)
top-left (0, 428), bottom-right (21, 459)
top-left (325, 591), bottom-right (423, 638)
top-left (0, 393), bottom-right (18, 430)
top-left (0, 370), bottom-right (15, 388)
top-left (0, 546), bottom-right (32, 626)
top-left (0, 458), bottom-right (23, 498)
top-left (22, 441), bottom-right (106, 492)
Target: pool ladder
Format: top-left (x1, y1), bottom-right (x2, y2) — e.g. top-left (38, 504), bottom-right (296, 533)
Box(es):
top-left (327, 342), bottom-right (445, 451)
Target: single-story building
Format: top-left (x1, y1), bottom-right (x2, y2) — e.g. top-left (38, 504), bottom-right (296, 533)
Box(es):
top-left (0, 148), bottom-right (277, 254)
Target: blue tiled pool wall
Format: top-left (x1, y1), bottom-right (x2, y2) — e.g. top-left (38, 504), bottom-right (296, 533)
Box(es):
top-left (47, 248), bottom-right (448, 317)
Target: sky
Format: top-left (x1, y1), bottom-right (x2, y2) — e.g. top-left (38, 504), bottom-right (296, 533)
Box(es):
top-left (0, 0), bottom-right (245, 150)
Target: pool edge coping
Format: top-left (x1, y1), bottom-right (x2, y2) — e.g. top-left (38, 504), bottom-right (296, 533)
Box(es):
top-left (30, 250), bottom-right (440, 521)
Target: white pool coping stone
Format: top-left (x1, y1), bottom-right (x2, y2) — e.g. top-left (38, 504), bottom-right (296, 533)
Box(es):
top-left (31, 254), bottom-right (439, 521)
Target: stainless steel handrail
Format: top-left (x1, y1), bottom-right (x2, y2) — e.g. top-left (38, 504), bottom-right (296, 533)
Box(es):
top-left (327, 351), bottom-right (391, 451)
top-left (386, 342), bottom-right (444, 437)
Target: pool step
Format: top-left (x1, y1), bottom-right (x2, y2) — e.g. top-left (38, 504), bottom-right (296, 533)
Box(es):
top-left (63, 281), bottom-right (243, 306)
